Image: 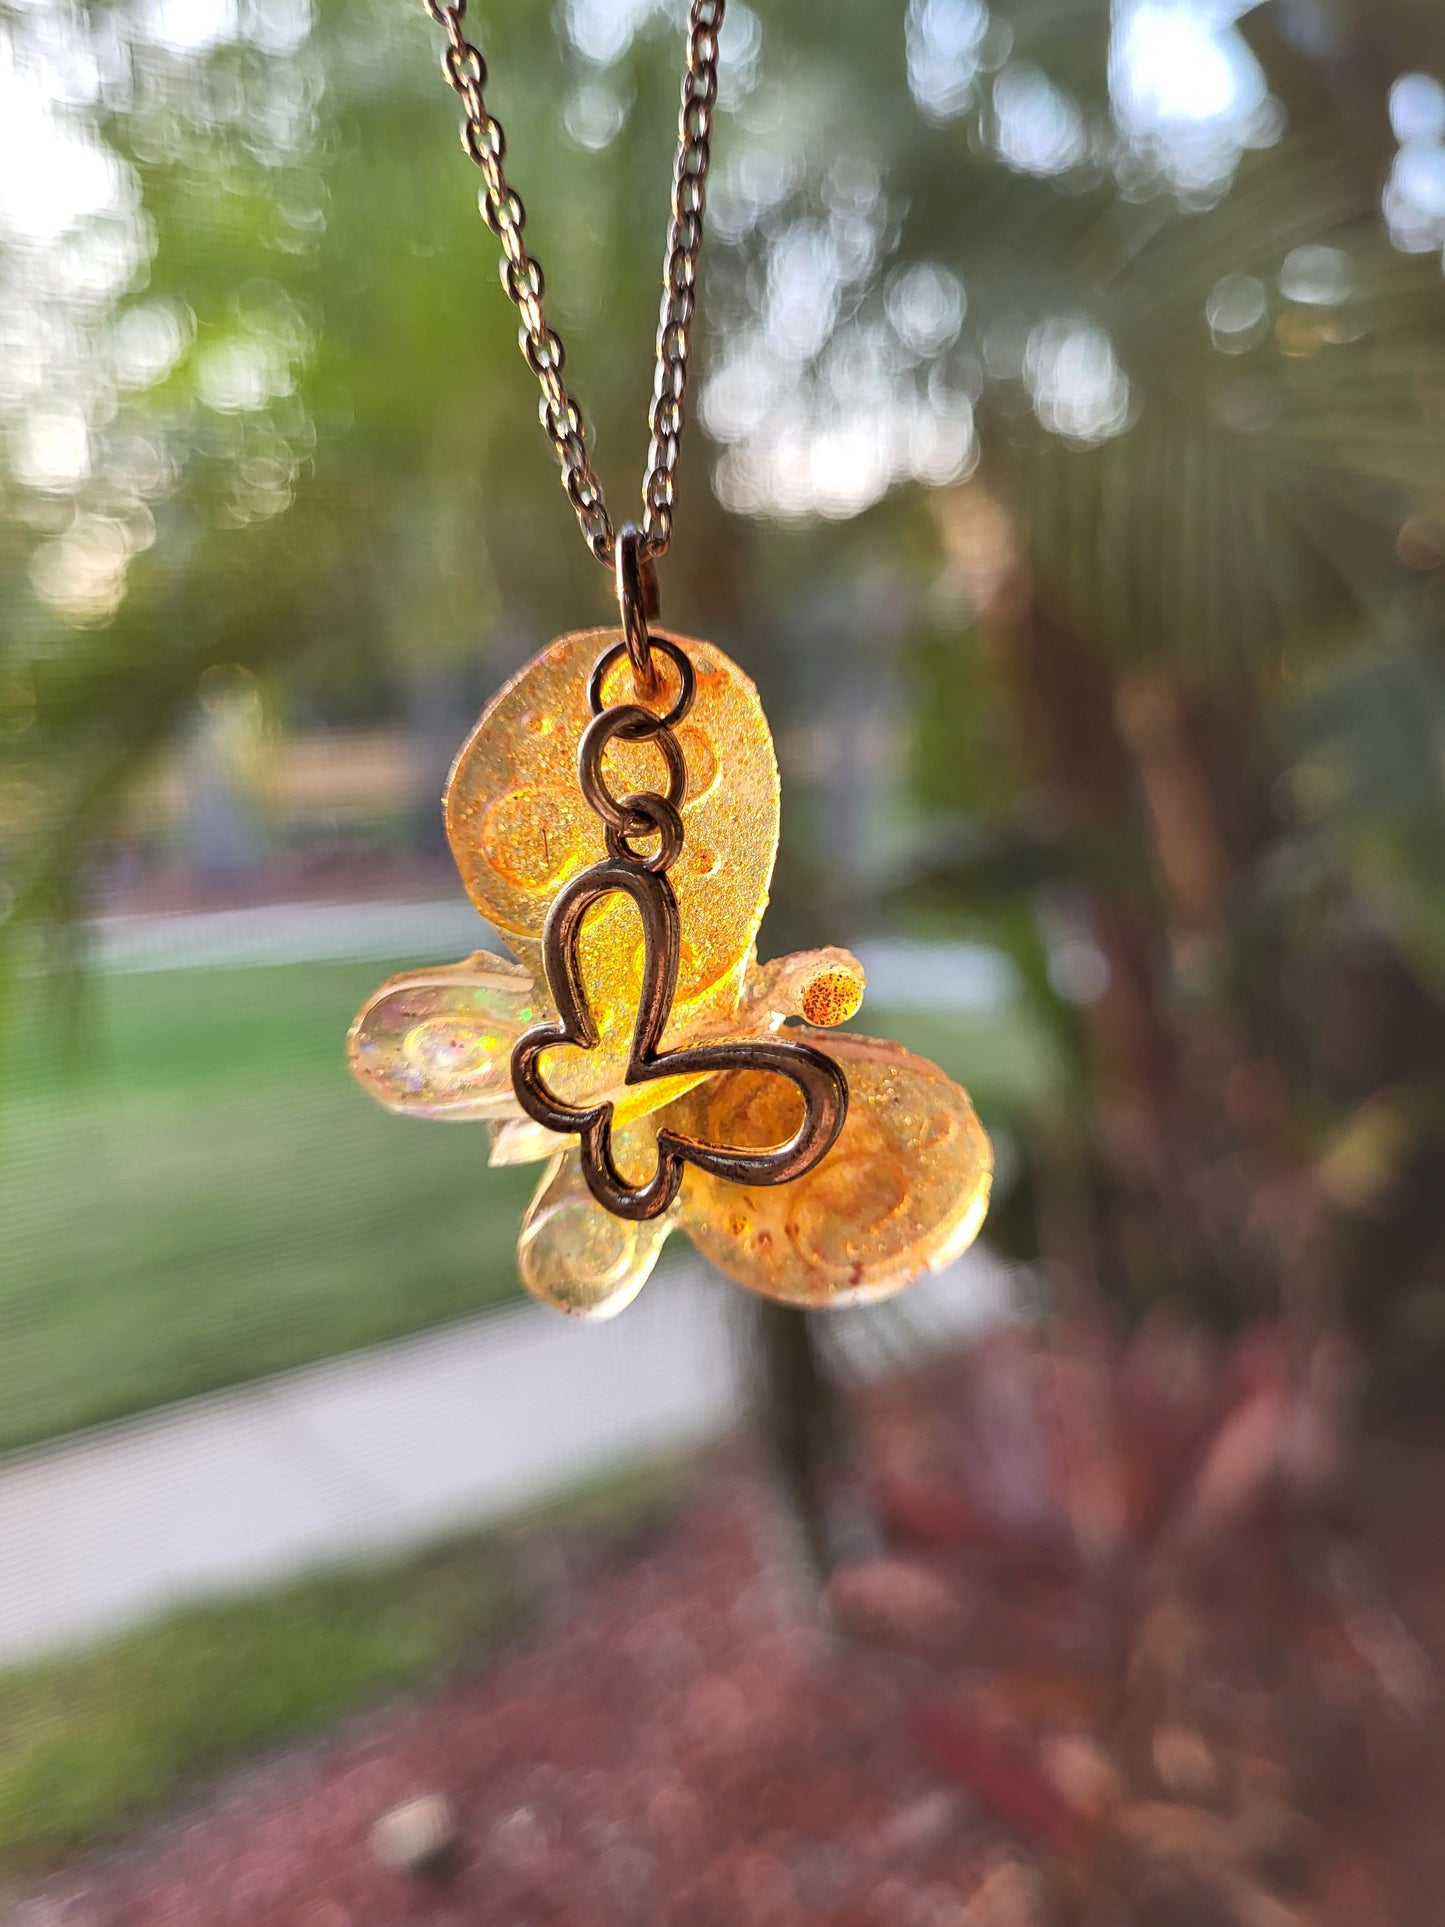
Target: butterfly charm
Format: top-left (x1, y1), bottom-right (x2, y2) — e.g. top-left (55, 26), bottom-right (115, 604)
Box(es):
top-left (510, 854), bottom-right (848, 1220)
top-left (348, 627), bottom-right (992, 1317)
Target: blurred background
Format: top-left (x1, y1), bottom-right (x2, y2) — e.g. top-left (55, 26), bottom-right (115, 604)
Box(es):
top-left (3, 0), bottom-right (1445, 1919)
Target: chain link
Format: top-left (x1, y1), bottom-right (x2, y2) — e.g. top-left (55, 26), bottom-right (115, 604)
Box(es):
top-left (423, 0), bottom-right (724, 575)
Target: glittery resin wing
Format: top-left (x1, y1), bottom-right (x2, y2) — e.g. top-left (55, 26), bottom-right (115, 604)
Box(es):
top-left (518, 1120), bottom-right (677, 1318)
top-left (668, 1033), bottom-right (993, 1308)
top-left (443, 628), bottom-right (779, 1118)
top-left (347, 951), bottom-right (538, 1119)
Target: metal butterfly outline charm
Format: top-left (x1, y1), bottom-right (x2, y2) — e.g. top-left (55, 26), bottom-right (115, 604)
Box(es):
top-left (510, 857), bottom-right (847, 1221)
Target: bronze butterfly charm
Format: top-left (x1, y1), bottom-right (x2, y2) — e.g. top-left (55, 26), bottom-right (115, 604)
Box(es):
top-left (510, 858), bottom-right (849, 1221)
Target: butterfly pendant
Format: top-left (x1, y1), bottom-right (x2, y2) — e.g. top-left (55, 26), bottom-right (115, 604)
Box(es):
top-left (348, 627), bottom-right (992, 1318)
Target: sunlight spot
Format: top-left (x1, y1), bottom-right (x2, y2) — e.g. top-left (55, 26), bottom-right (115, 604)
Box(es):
top-left (138, 0), bottom-right (237, 56)
top-left (563, 0), bottom-right (660, 67)
top-left (885, 262), bottom-right (966, 359)
top-left (1110, 0), bottom-right (1274, 193)
top-left (906, 0), bottom-right (990, 123)
top-left (1279, 245), bottom-right (1351, 306)
top-left (563, 79), bottom-right (628, 151)
top-left (1206, 272), bottom-right (1268, 351)
top-left (992, 65), bottom-right (1088, 177)
top-left (111, 301), bottom-right (192, 388)
top-left (1024, 320), bottom-right (1131, 443)
top-left (13, 407), bottom-right (90, 491)
top-left (1390, 73), bottom-right (1445, 146)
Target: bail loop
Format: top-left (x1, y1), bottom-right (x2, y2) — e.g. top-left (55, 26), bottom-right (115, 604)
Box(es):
top-left (614, 524), bottom-right (661, 697)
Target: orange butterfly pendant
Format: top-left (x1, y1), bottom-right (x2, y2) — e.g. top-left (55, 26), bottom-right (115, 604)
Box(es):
top-left (348, 625), bottom-right (992, 1318)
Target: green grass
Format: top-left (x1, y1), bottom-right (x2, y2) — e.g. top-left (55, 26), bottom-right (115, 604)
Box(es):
top-left (0, 959), bottom-right (535, 1454)
top-left (0, 1459), bottom-right (685, 1872)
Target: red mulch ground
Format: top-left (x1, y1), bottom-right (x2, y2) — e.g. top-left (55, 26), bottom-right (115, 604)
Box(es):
top-left (22, 1326), bottom-right (1445, 1926)
top-left (25, 1466), bottom-right (995, 1927)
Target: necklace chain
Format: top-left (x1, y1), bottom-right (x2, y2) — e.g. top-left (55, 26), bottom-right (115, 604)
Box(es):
top-left (423, 0), bottom-right (724, 575)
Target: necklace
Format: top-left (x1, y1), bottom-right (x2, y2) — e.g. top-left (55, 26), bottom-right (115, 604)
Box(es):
top-left (348, 0), bottom-right (993, 1317)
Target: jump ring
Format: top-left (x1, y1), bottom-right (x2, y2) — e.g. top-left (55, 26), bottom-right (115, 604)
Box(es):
top-left (605, 793), bottom-right (684, 874)
top-left (578, 706), bottom-right (687, 833)
top-left (586, 633), bottom-right (696, 731)
top-left (582, 700), bottom-right (664, 746)
top-left (614, 522), bottom-right (662, 694)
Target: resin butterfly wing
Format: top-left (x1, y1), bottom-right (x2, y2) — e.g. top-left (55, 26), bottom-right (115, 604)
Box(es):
top-left (669, 1033), bottom-right (993, 1308)
top-left (347, 952), bottom-right (539, 1119)
top-left (518, 1127), bottom-right (680, 1318)
top-left (443, 628), bottom-right (781, 1079)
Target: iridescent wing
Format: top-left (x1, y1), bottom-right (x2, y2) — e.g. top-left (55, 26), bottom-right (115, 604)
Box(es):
top-left (443, 628), bottom-right (781, 1111)
top-left (665, 1033), bottom-right (993, 1307)
top-left (347, 951), bottom-right (538, 1119)
top-left (518, 1123), bottom-right (681, 1318)
top-left (487, 1115), bottom-right (565, 1166)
